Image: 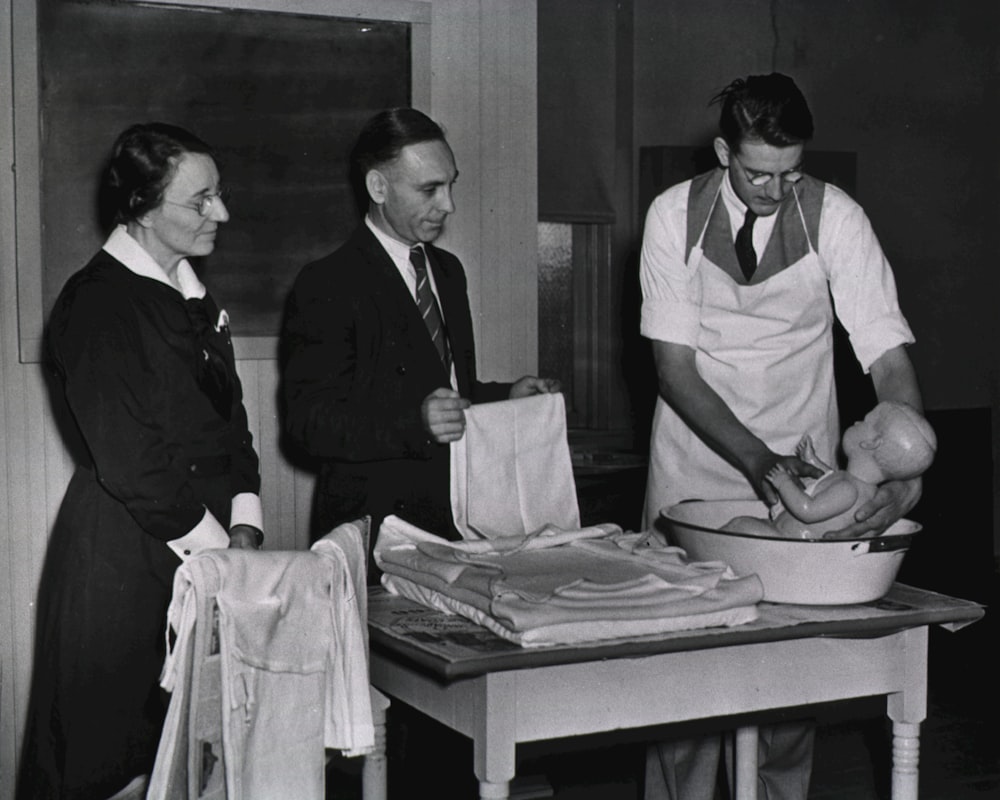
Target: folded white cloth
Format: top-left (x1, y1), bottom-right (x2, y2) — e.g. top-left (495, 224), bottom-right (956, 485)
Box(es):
top-left (382, 574), bottom-right (760, 647)
top-left (395, 390), bottom-right (762, 647)
top-left (450, 393), bottom-right (580, 538)
top-left (375, 515), bottom-right (762, 647)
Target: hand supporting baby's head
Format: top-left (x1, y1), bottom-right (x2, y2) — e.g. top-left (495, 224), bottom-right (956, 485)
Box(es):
top-left (853, 401), bottom-right (937, 481)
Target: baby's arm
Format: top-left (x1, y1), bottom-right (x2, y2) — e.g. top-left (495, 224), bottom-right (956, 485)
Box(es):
top-left (767, 465), bottom-right (861, 524)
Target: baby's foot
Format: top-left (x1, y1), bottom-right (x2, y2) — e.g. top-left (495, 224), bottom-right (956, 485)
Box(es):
top-left (796, 435), bottom-right (817, 463)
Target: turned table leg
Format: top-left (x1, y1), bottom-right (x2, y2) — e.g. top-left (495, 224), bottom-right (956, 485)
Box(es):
top-left (890, 721), bottom-right (921, 800)
top-left (887, 626), bottom-right (928, 800)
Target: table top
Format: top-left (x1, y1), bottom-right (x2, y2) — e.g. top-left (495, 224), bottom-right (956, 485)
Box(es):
top-left (367, 583), bottom-right (984, 680)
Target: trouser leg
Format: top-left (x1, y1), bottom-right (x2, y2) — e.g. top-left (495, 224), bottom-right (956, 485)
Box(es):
top-left (723, 721), bottom-right (815, 800)
top-left (644, 734), bottom-right (722, 800)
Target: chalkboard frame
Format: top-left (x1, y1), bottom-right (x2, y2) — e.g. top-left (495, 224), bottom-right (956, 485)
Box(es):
top-left (12, 0), bottom-right (431, 363)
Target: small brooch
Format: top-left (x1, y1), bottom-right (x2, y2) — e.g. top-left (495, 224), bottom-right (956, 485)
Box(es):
top-left (215, 309), bottom-right (230, 333)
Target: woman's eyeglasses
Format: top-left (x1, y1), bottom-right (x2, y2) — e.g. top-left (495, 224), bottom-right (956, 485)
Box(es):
top-left (163, 190), bottom-right (228, 217)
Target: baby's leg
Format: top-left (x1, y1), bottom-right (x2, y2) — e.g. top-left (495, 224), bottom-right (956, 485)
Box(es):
top-left (720, 516), bottom-right (779, 537)
top-left (796, 435), bottom-right (833, 472)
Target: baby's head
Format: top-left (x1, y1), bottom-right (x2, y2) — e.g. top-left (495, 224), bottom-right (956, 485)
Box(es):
top-left (845, 401), bottom-right (937, 480)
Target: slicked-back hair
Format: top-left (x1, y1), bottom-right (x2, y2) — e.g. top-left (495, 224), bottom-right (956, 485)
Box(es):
top-left (348, 108), bottom-right (447, 212)
top-left (101, 122), bottom-right (215, 226)
top-left (711, 73), bottom-right (814, 152)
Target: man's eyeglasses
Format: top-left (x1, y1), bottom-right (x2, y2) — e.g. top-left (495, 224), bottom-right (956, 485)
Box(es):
top-left (731, 154), bottom-right (803, 187)
top-left (163, 190), bottom-right (228, 217)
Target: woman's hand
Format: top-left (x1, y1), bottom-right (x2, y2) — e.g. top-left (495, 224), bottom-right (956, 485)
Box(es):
top-left (228, 524), bottom-right (263, 550)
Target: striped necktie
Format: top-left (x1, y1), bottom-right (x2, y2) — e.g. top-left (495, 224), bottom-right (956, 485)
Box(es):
top-left (410, 245), bottom-right (451, 371)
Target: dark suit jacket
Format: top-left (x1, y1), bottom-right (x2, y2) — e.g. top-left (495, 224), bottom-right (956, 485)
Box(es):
top-left (281, 225), bottom-right (511, 541)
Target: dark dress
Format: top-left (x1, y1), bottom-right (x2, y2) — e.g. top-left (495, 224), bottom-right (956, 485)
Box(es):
top-left (18, 250), bottom-right (261, 800)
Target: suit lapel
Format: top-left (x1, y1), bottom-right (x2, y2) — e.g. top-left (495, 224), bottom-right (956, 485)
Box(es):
top-left (354, 227), bottom-right (416, 316)
top-left (425, 244), bottom-right (474, 395)
top-left (354, 227), bottom-right (452, 384)
top-left (422, 246), bottom-right (457, 330)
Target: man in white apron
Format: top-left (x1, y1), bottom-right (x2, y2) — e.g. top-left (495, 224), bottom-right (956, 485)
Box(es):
top-left (640, 74), bottom-right (924, 800)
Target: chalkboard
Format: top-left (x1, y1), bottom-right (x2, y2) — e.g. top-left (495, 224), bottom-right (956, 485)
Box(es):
top-left (36, 0), bottom-right (414, 348)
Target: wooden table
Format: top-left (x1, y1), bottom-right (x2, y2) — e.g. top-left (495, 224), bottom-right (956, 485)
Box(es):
top-left (367, 583), bottom-right (983, 800)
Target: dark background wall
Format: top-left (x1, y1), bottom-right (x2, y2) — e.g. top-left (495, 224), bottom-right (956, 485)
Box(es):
top-left (632, 0), bottom-right (997, 412)
top-left (538, 0), bottom-right (999, 552)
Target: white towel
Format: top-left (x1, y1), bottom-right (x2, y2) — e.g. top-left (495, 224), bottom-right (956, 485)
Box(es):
top-left (374, 515), bottom-right (763, 647)
top-left (382, 574), bottom-right (760, 647)
top-left (311, 518), bottom-right (390, 736)
top-left (450, 392), bottom-right (580, 539)
top-left (149, 543), bottom-right (376, 800)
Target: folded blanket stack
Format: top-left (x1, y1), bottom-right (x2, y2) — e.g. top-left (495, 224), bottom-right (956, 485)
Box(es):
top-left (374, 516), bottom-right (763, 647)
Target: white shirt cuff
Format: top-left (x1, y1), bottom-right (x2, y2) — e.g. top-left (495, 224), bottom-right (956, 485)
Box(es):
top-left (166, 508), bottom-right (230, 561)
top-left (230, 492), bottom-right (264, 531)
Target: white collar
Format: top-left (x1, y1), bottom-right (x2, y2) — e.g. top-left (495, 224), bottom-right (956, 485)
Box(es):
top-left (365, 215), bottom-right (422, 263)
top-left (720, 169), bottom-right (781, 237)
top-left (102, 225), bottom-right (206, 300)
top-left (721, 168), bottom-right (751, 220)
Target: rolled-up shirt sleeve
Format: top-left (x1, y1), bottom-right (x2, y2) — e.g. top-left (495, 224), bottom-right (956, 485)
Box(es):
top-left (819, 185), bottom-right (915, 372)
top-left (639, 182), bottom-right (703, 346)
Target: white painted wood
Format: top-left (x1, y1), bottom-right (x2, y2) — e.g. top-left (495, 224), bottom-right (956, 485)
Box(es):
top-left (371, 629), bottom-right (929, 799)
top-left (361, 694), bottom-right (389, 800)
top-left (127, 0), bottom-right (431, 22)
top-left (734, 726), bottom-right (759, 800)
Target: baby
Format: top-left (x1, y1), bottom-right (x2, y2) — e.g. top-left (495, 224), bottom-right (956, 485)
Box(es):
top-left (723, 401), bottom-right (937, 539)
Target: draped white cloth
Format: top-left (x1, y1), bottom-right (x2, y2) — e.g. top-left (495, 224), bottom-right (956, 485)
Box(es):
top-left (450, 393), bottom-right (580, 539)
top-left (149, 523), bottom-right (375, 800)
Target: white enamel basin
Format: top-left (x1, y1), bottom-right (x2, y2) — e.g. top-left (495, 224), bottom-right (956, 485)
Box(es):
top-left (661, 500), bottom-right (921, 605)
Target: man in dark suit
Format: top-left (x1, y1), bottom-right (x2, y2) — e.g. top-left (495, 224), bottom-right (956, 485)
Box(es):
top-left (281, 108), bottom-right (559, 546)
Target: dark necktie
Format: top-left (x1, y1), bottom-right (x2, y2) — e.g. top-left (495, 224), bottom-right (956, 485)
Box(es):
top-left (410, 245), bottom-right (451, 371)
top-left (735, 208), bottom-right (758, 281)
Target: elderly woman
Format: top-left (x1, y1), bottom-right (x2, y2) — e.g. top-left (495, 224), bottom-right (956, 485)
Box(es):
top-left (19, 123), bottom-right (263, 800)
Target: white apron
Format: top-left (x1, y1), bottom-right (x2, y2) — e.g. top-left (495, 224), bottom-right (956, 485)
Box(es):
top-left (644, 175), bottom-right (840, 527)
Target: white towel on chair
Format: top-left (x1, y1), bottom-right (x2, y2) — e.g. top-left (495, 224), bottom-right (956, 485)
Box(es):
top-left (149, 545), bottom-right (376, 800)
top-left (450, 392), bottom-right (580, 539)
